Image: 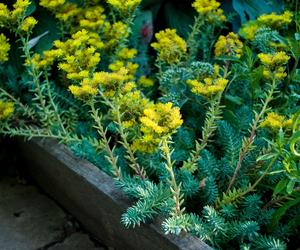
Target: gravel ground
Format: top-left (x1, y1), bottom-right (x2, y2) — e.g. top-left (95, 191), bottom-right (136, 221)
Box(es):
top-left (0, 138), bottom-right (109, 250)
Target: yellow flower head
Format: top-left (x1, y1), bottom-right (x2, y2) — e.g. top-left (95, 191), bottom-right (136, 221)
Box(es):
top-left (192, 0), bottom-right (219, 14)
top-left (131, 135), bottom-right (161, 154)
top-left (140, 102), bottom-right (183, 135)
top-left (103, 21), bottom-right (129, 49)
top-left (55, 3), bottom-right (80, 22)
top-left (30, 48), bottom-right (63, 70)
top-left (187, 77), bottom-right (228, 97)
top-left (132, 102), bottom-right (183, 153)
top-left (106, 0), bottom-right (141, 14)
top-left (20, 16), bottom-right (38, 32)
top-left (0, 34), bottom-right (10, 63)
top-left (138, 76), bottom-right (154, 88)
top-left (12, 0), bottom-right (31, 20)
top-left (257, 11), bottom-right (293, 28)
top-left (261, 112), bottom-right (292, 131)
top-left (91, 68), bottom-right (131, 97)
top-left (214, 32), bottom-right (243, 58)
top-left (40, 0), bottom-right (65, 9)
top-left (113, 90), bottom-right (150, 129)
top-left (151, 29), bottom-right (187, 64)
top-left (117, 48), bottom-right (137, 60)
top-left (239, 21), bottom-right (261, 40)
top-left (187, 64), bottom-right (228, 97)
top-left (0, 100), bottom-right (14, 120)
top-left (258, 51), bottom-right (290, 80)
top-left (69, 84), bottom-right (97, 99)
top-left (122, 81), bottom-right (136, 93)
top-left (40, 0), bottom-right (81, 24)
top-left (239, 11), bottom-right (293, 41)
top-left (79, 6), bottom-right (106, 32)
top-left (109, 60), bottom-right (124, 72)
top-left (258, 51), bottom-right (290, 66)
top-left (192, 0), bottom-right (226, 22)
top-left (54, 30), bottom-right (103, 81)
top-left (0, 3), bottom-right (10, 26)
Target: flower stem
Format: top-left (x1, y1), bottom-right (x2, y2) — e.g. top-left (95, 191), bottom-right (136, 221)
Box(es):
top-left (114, 104), bottom-right (146, 179)
top-left (89, 100), bottom-right (121, 179)
top-left (227, 78), bottom-right (278, 192)
top-left (44, 72), bottom-right (67, 135)
top-left (183, 93), bottom-right (223, 172)
top-left (186, 15), bottom-right (203, 62)
top-left (162, 138), bottom-right (184, 216)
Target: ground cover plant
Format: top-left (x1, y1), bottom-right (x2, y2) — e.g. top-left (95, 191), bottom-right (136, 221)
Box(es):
top-left (0, 0), bottom-right (299, 249)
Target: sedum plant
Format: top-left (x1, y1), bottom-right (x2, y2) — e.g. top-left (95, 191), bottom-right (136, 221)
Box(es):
top-left (0, 0), bottom-right (299, 249)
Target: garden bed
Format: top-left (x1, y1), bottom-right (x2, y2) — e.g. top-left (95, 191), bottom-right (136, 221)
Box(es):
top-left (17, 138), bottom-right (211, 250)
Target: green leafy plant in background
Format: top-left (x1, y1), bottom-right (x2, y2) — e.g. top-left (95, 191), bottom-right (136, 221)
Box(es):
top-left (0, 0), bottom-right (299, 249)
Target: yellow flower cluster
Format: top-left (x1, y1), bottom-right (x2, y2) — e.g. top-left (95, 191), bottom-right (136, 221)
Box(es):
top-left (239, 21), bottom-right (260, 40)
top-left (257, 11), bottom-right (293, 28)
top-left (106, 0), bottom-right (141, 14)
top-left (151, 29), bottom-right (187, 64)
top-left (0, 0), bottom-right (35, 30)
top-left (108, 48), bottom-right (139, 79)
top-left (40, 0), bottom-right (80, 23)
top-left (39, 1), bottom-right (130, 51)
top-left (214, 32), bottom-right (243, 58)
top-left (20, 16), bottom-right (38, 32)
top-left (69, 67), bottom-right (134, 99)
top-left (69, 84), bottom-right (98, 98)
top-left (192, 0), bottom-right (226, 22)
top-left (93, 68), bottom-right (133, 97)
top-left (187, 78), bottom-right (228, 97)
top-left (240, 11), bottom-right (293, 40)
top-left (40, 0), bottom-right (65, 9)
top-left (109, 61), bottom-right (138, 79)
top-left (138, 76), bottom-right (154, 88)
top-left (187, 65), bottom-right (228, 97)
top-left (54, 29), bottom-right (103, 80)
top-left (109, 48), bottom-right (139, 80)
top-left (113, 90), bottom-right (150, 129)
top-left (261, 112), bottom-right (293, 131)
top-left (78, 6), bottom-right (106, 32)
top-left (103, 21), bottom-right (129, 50)
top-left (12, 0), bottom-right (30, 20)
top-left (0, 3), bottom-right (10, 26)
top-left (40, 1), bottom-right (108, 33)
top-left (117, 48), bottom-right (137, 60)
top-left (0, 34), bottom-right (10, 63)
top-left (258, 51), bottom-right (290, 80)
top-left (55, 3), bottom-right (81, 22)
top-left (0, 101), bottom-right (14, 120)
top-left (132, 102), bottom-right (183, 153)
top-left (30, 49), bottom-right (63, 70)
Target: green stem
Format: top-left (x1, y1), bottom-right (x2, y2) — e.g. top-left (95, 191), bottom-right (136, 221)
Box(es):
top-left (216, 154), bottom-right (280, 209)
top-left (21, 36), bottom-right (52, 126)
top-left (227, 78), bottom-right (278, 192)
top-left (186, 15), bottom-right (203, 62)
top-left (97, 92), bottom-right (145, 178)
top-left (236, 154), bottom-right (279, 200)
top-left (89, 100), bottom-right (121, 179)
top-left (162, 138), bottom-right (183, 216)
top-left (0, 125), bottom-right (80, 143)
top-left (44, 72), bottom-right (67, 135)
top-left (183, 93), bottom-right (222, 171)
top-left (115, 105), bottom-right (146, 179)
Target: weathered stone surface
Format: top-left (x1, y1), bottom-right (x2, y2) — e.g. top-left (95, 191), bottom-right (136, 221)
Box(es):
top-left (48, 233), bottom-right (104, 250)
top-left (0, 177), bottom-right (66, 250)
top-left (0, 175), bottom-right (105, 250)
